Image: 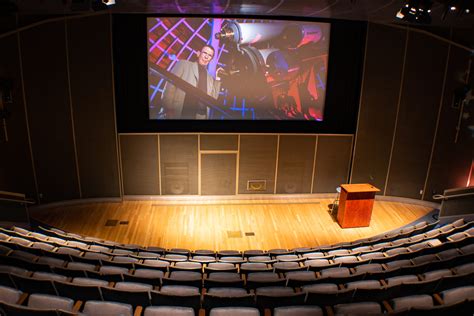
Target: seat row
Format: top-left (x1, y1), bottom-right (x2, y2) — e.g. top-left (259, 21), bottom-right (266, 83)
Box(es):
top-left (1, 276), bottom-right (473, 315)
top-left (3, 219), bottom-right (472, 263)
top-left (22, 218), bottom-right (469, 257)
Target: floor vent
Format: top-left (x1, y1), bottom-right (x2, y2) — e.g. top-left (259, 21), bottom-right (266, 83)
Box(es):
top-left (105, 219), bottom-right (118, 227)
top-left (227, 231), bottom-right (242, 238)
top-left (245, 232), bottom-right (255, 236)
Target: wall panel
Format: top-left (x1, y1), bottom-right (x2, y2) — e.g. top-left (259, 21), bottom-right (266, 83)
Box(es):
top-left (238, 135), bottom-right (278, 194)
top-left (0, 34), bottom-right (36, 198)
top-left (68, 15), bottom-right (120, 198)
top-left (120, 135), bottom-right (159, 195)
top-left (276, 135), bottom-right (316, 194)
top-left (424, 46), bottom-right (474, 199)
top-left (160, 135), bottom-right (198, 195)
top-left (20, 21), bottom-right (79, 203)
top-left (313, 135), bottom-right (352, 193)
top-left (385, 32), bottom-right (448, 198)
top-left (351, 24), bottom-right (406, 191)
top-left (200, 134), bottom-right (238, 150)
top-left (201, 154), bottom-right (236, 195)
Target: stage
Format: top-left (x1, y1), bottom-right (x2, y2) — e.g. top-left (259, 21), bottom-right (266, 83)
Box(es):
top-left (30, 197), bottom-right (436, 251)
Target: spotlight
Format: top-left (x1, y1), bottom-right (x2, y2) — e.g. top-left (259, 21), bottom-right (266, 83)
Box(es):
top-left (450, 6), bottom-right (457, 10)
top-left (396, 0), bottom-right (433, 24)
top-left (102, 0), bottom-right (116, 5)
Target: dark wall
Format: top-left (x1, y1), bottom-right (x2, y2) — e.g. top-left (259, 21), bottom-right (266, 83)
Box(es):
top-left (352, 23), bottom-right (473, 201)
top-left (351, 24), bottom-right (406, 192)
top-left (1, 15), bottom-right (472, 204)
top-left (0, 33), bottom-right (36, 198)
top-left (0, 14), bottom-right (121, 203)
top-left (21, 20), bottom-right (80, 203)
top-left (67, 15), bottom-right (121, 198)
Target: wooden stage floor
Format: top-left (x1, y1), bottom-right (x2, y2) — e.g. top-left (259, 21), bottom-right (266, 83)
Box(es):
top-left (30, 198), bottom-right (435, 251)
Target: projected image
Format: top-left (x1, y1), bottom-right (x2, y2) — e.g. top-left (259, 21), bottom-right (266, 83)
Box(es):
top-left (148, 18), bottom-right (330, 120)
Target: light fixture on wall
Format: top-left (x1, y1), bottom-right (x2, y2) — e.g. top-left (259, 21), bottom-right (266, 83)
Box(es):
top-left (396, 0), bottom-right (434, 24)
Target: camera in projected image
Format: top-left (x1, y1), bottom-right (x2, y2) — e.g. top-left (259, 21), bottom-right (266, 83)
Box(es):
top-left (215, 21), bottom-right (328, 120)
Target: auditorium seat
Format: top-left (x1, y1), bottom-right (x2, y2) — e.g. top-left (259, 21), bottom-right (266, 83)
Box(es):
top-left (389, 294), bottom-right (434, 312)
top-left (10, 273), bottom-right (58, 295)
top-left (124, 268), bottom-right (164, 287)
top-left (82, 300), bottom-right (133, 316)
top-left (255, 286), bottom-right (305, 310)
top-left (306, 288), bottom-right (355, 306)
top-left (101, 281), bottom-right (152, 307)
top-left (150, 285), bottom-right (201, 311)
top-left (285, 271), bottom-right (318, 287)
top-left (248, 256), bottom-right (276, 263)
top-left (209, 307), bottom-right (260, 316)
top-left (0, 285), bottom-right (24, 304)
top-left (240, 263), bottom-right (271, 274)
top-left (203, 287), bottom-right (255, 309)
top-left (246, 272), bottom-right (285, 289)
top-left (438, 285), bottom-right (474, 305)
top-left (204, 272), bottom-right (245, 288)
top-left (273, 305), bottom-right (324, 316)
top-left (54, 279), bottom-right (104, 301)
top-left (144, 306), bottom-right (195, 316)
top-left (31, 271), bottom-right (68, 282)
top-left (0, 301), bottom-right (59, 315)
top-left (204, 262), bottom-right (238, 273)
top-left (27, 293), bottom-right (75, 312)
top-left (332, 301), bottom-right (383, 315)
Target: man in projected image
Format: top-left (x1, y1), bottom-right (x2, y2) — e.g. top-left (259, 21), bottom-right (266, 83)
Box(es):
top-left (161, 45), bottom-right (224, 119)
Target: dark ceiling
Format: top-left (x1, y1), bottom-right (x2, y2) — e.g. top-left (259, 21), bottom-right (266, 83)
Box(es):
top-left (2, 0), bottom-right (474, 46)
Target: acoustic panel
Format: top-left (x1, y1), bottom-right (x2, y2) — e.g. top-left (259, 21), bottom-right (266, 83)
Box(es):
top-left (0, 35), bottom-right (36, 199)
top-left (238, 135), bottom-right (278, 194)
top-left (276, 135), bottom-right (316, 194)
top-left (160, 135), bottom-right (198, 195)
top-left (313, 135), bottom-right (353, 193)
top-left (68, 15), bottom-right (120, 198)
top-left (120, 135), bottom-right (159, 195)
top-left (21, 21), bottom-right (80, 203)
top-left (424, 46), bottom-right (474, 200)
top-left (200, 134), bottom-right (238, 150)
top-left (386, 31), bottom-right (448, 198)
top-left (351, 24), bottom-right (406, 191)
top-left (201, 154), bottom-right (237, 195)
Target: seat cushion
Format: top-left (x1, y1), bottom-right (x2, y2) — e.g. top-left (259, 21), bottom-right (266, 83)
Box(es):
top-left (28, 293), bottom-right (74, 311)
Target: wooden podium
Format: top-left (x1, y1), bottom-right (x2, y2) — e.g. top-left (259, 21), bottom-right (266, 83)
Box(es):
top-left (337, 184), bottom-right (380, 228)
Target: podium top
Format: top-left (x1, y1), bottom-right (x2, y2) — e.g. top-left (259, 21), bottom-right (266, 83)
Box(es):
top-left (341, 184), bottom-right (380, 193)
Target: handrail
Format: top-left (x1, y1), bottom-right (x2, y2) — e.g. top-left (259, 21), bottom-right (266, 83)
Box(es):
top-left (0, 190), bottom-right (36, 205)
top-left (432, 192), bottom-right (474, 200)
top-left (148, 63), bottom-right (237, 119)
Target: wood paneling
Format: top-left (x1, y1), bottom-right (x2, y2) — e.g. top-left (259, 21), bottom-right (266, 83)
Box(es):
top-left (386, 31), bottom-right (448, 198)
top-left (0, 34), bottom-right (36, 199)
top-left (68, 15), bottom-right (120, 198)
top-left (120, 135), bottom-right (159, 195)
top-left (200, 134), bottom-right (238, 150)
top-left (201, 154), bottom-right (237, 195)
top-left (424, 46), bottom-right (474, 199)
top-left (20, 21), bottom-right (79, 203)
top-left (351, 24), bottom-right (406, 191)
top-left (313, 135), bottom-right (352, 193)
top-left (160, 135), bottom-right (198, 195)
top-left (276, 135), bottom-right (316, 194)
top-left (238, 135), bottom-right (278, 194)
